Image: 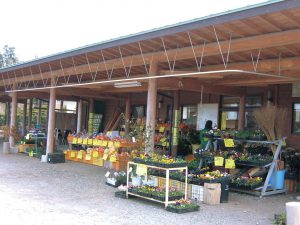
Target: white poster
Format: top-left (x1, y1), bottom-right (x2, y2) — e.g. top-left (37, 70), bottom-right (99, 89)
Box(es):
top-left (196, 103), bottom-right (219, 130)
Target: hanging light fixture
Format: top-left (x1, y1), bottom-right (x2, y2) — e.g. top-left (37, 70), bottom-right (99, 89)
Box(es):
top-left (113, 81), bottom-right (142, 88)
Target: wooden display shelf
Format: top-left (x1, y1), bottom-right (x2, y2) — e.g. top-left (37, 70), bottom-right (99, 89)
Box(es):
top-left (126, 161), bottom-right (188, 208)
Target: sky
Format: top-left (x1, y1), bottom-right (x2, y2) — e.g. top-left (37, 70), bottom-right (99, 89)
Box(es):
top-left (0, 0), bottom-right (269, 62)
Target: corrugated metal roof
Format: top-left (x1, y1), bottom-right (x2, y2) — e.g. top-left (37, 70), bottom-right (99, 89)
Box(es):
top-left (0, 0), bottom-right (296, 73)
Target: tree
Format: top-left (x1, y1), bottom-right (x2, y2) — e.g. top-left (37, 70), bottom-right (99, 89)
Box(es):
top-left (0, 45), bottom-right (18, 68)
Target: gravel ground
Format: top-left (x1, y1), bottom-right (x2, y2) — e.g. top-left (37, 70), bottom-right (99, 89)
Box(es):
top-left (0, 143), bottom-right (297, 225)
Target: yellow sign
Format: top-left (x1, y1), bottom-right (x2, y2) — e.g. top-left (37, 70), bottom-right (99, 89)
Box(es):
top-left (114, 142), bottom-right (120, 148)
top-left (77, 138), bottom-right (83, 144)
top-left (88, 139), bottom-right (93, 145)
top-left (70, 151), bottom-right (76, 158)
top-left (214, 157), bottom-right (224, 166)
top-left (136, 164), bottom-right (147, 176)
top-left (110, 155), bottom-right (117, 162)
top-left (221, 112), bottom-right (227, 130)
top-left (159, 126), bottom-right (165, 133)
top-left (85, 154), bottom-right (91, 161)
top-left (225, 159), bottom-right (236, 169)
top-left (103, 153), bottom-right (108, 160)
top-left (95, 140), bottom-right (102, 146)
top-left (83, 138), bottom-right (88, 145)
top-left (224, 139), bottom-right (234, 148)
top-left (73, 138), bottom-right (78, 144)
top-left (172, 127), bottom-right (178, 146)
top-left (101, 140), bottom-right (108, 147)
top-left (92, 151), bottom-right (99, 158)
top-left (77, 151), bottom-right (83, 159)
top-left (108, 141), bottom-right (114, 147)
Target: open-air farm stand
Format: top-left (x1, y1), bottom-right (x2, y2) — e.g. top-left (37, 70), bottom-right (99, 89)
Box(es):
top-left (0, 0), bottom-right (300, 221)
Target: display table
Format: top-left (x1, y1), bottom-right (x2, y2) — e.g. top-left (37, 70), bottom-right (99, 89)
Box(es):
top-left (126, 162), bottom-right (188, 208)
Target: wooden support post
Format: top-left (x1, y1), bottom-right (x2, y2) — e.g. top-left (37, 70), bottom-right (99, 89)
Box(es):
top-left (125, 94), bottom-right (131, 134)
top-left (145, 60), bottom-right (158, 154)
top-left (88, 98), bottom-right (94, 134)
top-left (5, 102), bottom-right (10, 126)
top-left (22, 100), bottom-right (27, 136)
top-left (9, 83), bottom-right (17, 147)
top-left (77, 100), bottom-right (82, 133)
top-left (238, 95), bottom-right (245, 131)
top-left (28, 99), bottom-right (33, 129)
top-left (46, 81), bottom-right (56, 155)
top-left (171, 90), bottom-right (180, 157)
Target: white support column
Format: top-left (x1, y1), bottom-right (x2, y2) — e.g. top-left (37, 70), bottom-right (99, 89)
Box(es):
top-left (76, 100), bottom-right (82, 133)
top-left (46, 83), bottom-right (56, 155)
top-left (145, 60), bottom-right (158, 155)
top-left (9, 83), bottom-right (17, 147)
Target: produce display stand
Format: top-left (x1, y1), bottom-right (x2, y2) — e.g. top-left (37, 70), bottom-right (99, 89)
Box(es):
top-left (205, 137), bottom-right (286, 197)
top-left (126, 161), bottom-right (188, 208)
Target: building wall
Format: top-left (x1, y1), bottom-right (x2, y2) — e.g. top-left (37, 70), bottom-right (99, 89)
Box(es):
top-left (277, 84), bottom-right (300, 149)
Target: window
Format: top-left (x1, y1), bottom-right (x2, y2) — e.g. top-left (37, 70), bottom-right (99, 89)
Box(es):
top-left (293, 103), bottom-right (300, 133)
top-left (132, 105), bottom-right (145, 119)
top-left (181, 105), bottom-right (197, 127)
top-left (220, 96), bottom-right (262, 130)
top-left (56, 100), bottom-right (77, 114)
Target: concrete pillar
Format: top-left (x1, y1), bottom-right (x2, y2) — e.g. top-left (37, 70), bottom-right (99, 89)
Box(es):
top-left (77, 100), bottom-right (82, 133)
top-left (171, 91), bottom-right (180, 157)
top-left (46, 86), bottom-right (56, 155)
top-left (9, 83), bottom-right (17, 147)
top-left (125, 94), bottom-right (131, 134)
top-left (145, 60), bottom-right (158, 154)
top-left (22, 101), bottom-right (27, 136)
top-left (238, 95), bottom-right (245, 131)
top-left (28, 99), bottom-right (33, 129)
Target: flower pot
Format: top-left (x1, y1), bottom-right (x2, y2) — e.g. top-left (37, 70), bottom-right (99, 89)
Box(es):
top-left (3, 142), bottom-right (10, 154)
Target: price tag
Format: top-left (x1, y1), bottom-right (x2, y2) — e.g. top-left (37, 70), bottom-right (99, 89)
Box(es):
top-left (108, 141), bottom-right (114, 147)
top-left (101, 140), bottom-right (108, 147)
top-left (159, 126), bottom-right (165, 133)
top-left (110, 155), bottom-right (117, 162)
top-left (92, 151), bottom-right (99, 158)
top-left (88, 139), bottom-right (93, 145)
top-left (225, 159), bottom-right (236, 169)
top-left (85, 154), bottom-right (91, 161)
top-left (77, 138), bottom-right (83, 144)
top-left (73, 138), bottom-right (78, 144)
top-left (70, 151), bottom-right (76, 158)
top-left (103, 153), bottom-right (108, 160)
top-left (77, 151), bottom-right (83, 159)
top-left (136, 164), bottom-right (147, 176)
top-left (214, 157), bottom-right (224, 166)
top-left (224, 139), bottom-right (234, 148)
top-left (114, 142), bottom-right (120, 148)
top-left (83, 138), bottom-right (88, 145)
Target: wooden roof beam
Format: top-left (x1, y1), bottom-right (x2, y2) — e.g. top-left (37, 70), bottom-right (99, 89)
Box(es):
top-left (3, 29), bottom-right (300, 86)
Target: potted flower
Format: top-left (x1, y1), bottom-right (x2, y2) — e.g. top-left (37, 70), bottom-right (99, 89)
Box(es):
top-left (166, 199), bottom-right (199, 213)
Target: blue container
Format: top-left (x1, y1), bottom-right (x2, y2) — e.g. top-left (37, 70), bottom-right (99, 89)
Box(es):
top-left (269, 170), bottom-right (286, 190)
